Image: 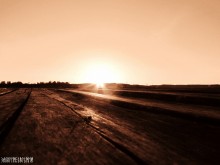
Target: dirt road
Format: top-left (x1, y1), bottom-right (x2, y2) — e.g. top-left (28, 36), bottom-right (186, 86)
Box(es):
top-left (0, 88), bottom-right (220, 164)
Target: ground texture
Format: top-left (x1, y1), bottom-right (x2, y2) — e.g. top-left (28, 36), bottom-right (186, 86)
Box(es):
top-left (0, 88), bottom-right (220, 165)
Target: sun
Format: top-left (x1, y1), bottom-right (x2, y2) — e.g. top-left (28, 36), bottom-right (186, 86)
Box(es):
top-left (96, 82), bottom-right (104, 88)
top-left (84, 63), bottom-right (120, 87)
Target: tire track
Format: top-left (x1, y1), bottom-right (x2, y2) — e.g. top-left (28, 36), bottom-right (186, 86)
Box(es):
top-left (0, 89), bottom-right (18, 96)
top-left (0, 89), bottom-right (32, 146)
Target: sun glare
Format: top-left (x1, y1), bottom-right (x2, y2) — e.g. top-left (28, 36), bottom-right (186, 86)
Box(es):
top-left (96, 82), bottom-right (104, 88)
top-left (84, 62), bottom-right (120, 87)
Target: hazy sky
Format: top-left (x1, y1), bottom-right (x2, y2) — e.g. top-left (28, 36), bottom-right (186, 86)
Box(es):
top-left (0, 0), bottom-right (220, 84)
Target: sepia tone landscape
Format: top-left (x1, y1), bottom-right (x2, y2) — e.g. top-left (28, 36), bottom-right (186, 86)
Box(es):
top-left (0, 83), bottom-right (220, 164)
top-left (1, 0), bottom-right (220, 164)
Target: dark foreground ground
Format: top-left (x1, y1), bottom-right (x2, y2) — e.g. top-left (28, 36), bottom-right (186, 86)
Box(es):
top-left (0, 86), bottom-right (220, 164)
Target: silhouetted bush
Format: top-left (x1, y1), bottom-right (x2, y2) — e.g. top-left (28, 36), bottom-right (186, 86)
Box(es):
top-left (0, 81), bottom-right (72, 88)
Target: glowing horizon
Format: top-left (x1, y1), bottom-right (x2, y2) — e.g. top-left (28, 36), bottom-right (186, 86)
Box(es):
top-left (0, 0), bottom-right (220, 85)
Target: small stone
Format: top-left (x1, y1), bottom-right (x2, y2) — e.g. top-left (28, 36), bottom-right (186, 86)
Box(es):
top-left (84, 116), bottom-right (92, 123)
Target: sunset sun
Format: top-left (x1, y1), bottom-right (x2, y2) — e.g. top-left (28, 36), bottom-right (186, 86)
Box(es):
top-left (84, 63), bottom-right (120, 87)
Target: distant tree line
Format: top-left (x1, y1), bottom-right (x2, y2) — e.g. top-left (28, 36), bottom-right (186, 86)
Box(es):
top-left (0, 81), bottom-right (78, 88)
top-left (1, 81), bottom-right (220, 93)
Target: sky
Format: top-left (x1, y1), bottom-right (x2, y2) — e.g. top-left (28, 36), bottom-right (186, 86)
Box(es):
top-left (0, 0), bottom-right (220, 85)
